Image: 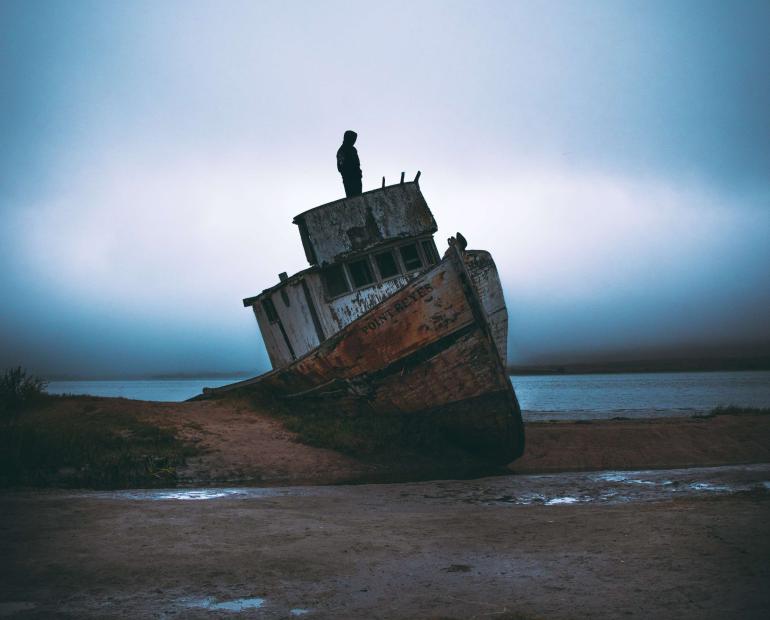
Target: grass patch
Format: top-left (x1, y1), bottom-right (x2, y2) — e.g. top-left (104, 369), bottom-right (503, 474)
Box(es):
top-left (231, 386), bottom-right (516, 472)
top-left (0, 395), bottom-right (199, 488)
top-left (0, 366), bottom-right (47, 422)
top-left (697, 405), bottom-right (770, 419)
top-left (275, 409), bottom-right (447, 457)
top-left (270, 403), bottom-right (478, 464)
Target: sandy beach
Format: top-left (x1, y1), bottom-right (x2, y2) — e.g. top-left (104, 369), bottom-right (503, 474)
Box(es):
top-left (1, 396), bottom-right (769, 618)
top-left (138, 396), bottom-right (770, 483)
top-left (1, 466), bottom-right (769, 619)
top-left (7, 394), bottom-right (768, 487)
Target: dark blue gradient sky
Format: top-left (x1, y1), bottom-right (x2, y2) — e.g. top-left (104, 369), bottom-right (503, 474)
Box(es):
top-left (1, 0), bottom-right (768, 377)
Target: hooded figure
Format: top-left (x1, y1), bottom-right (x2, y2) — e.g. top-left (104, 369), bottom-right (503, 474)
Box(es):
top-left (336, 130), bottom-right (362, 197)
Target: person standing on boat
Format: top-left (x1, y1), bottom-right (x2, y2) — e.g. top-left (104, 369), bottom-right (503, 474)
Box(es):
top-left (337, 130), bottom-right (362, 197)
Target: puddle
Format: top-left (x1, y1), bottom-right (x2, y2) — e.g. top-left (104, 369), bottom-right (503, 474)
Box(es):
top-left (178, 597), bottom-right (312, 615)
top-left (688, 482), bottom-right (731, 492)
top-left (90, 487), bottom-right (300, 501)
top-left (181, 596), bottom-right (265, 611)
top-left (391, 464), bottom-right (770, 507)
top-left (595, 472), bottom-right (627, 483)
top-left (544, 496), bottom-right (580, 505)
top-left (140, 490), bottom-right (244, 501)
top-left (594, 472), bottom-right (670, 486)
top-left (17, 464), bottom-right (769, 510)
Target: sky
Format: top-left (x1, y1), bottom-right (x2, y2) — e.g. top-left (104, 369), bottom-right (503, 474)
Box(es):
top-left (1, 0), bottom-right (769, 377)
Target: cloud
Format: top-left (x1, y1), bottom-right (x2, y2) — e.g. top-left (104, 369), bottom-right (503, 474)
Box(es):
top-left (1, 0), bottom-right (768, 374)
top-left (4, 140), bottom-right (768, 373)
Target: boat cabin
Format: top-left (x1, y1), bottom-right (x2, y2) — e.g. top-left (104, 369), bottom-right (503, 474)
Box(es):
top-left (243, 181), bottom-right (441, 369)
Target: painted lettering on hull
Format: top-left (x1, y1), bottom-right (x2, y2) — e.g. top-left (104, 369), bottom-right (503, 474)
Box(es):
top-left (361, 284), bottom-right (433, 335)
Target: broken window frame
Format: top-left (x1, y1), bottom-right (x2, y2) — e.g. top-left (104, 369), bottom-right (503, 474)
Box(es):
top-left (420, 238), bottom-right (440, 265)
top-left (373, 249), bottom-right (402, 281)
top-left (398, 243), bottom-right (424, 272)
top-left (347, 256), bottom-right (376, 288)
top-left (321, 235), bottom-right (440, 300)
top-left (322, 264), bottom-right (352, 299)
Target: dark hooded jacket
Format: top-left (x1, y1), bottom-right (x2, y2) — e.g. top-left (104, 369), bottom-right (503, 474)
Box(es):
top-left (336, 130), bottom-right (361, 179)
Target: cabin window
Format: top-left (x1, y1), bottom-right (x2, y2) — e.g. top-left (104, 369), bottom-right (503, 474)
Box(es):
top-left (323, 264), bottom-right (350, 298)
top-left (399, 244), bottom-right (423, 271)
top-left (421, 239), bottom-right (439, 265)
top-left (262, 298), bottom-right (279, 323)
top-left (280, 289), bottom-right (291, 307)
top-left (374, 250), bottom-right (400, 279)
top-left (348, 258), bottom-right (375, 288)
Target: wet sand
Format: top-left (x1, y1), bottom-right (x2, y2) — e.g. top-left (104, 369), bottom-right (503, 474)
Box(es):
top-left (1, 465), bottom-right (769, 619)
top-left (3, 398), bottom-right (769, 618)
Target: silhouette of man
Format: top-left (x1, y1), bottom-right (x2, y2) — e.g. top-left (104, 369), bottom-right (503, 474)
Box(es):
top-left (337, 130), bottom-right (362, 197)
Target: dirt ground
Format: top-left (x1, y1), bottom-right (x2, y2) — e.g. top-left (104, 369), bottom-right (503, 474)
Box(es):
top-left (511, 413), bottom-right (770, 474)
top-left (2, 399), bottom-right (770, 618)
top-left (159, 398), bottom-right (379, 485)
top-left (16, 396), bottom-right (770, 486)
top-left (160, 400), bottom-right (770, 484)
top-left (164, 401), bottom-right (770, 485)
top-left (1, 476), bottom-right (768, 619)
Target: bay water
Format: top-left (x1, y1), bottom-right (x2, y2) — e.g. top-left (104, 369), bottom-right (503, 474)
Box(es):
top-left (45, 370), bottom-right (770, 421)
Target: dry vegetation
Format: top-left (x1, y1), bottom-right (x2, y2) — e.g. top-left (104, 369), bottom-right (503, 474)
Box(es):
top-left (0, 368), bottom-right (199, 488)
top-left (1, 368), bottom-right (768, 489)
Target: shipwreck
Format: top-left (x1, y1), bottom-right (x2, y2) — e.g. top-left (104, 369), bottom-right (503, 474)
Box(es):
top-left (199, 176), bottom-right (525, 464)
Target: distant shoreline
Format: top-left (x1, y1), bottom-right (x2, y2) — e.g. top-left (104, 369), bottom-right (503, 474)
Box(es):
top-left (43, 360), bottom-right (770, 381)
top-left (508, 357), bottom-right (770, 376)
top-left (44, 372), bottom-right (257, 382)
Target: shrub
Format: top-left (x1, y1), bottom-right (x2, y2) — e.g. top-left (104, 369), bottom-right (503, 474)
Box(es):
top-left (709, 405), bottom-right (770, 417)
top-left (0, 396), bottom-right (200, 488)
top-left (0, 366), bottom-right (48, 419)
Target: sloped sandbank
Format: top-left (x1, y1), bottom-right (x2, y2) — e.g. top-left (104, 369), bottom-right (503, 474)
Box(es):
top-left (2, 395), bottom-right (769, 488)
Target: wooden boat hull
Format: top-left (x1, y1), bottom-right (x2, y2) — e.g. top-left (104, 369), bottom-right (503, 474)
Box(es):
top-left (205, 245), bottom-right (524, 464)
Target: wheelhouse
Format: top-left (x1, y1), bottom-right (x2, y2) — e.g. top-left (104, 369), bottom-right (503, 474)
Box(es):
top-left (243, 181), bottom-right (441, 369)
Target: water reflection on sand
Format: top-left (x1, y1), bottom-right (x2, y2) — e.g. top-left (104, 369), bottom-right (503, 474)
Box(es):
top-left (64, 463), bottom-right (770, 507)
top-left (181, 596), bottom-right (265, 611)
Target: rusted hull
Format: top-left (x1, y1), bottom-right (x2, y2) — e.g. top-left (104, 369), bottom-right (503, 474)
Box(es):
top-left (208, 246), bottom-right (524, 464)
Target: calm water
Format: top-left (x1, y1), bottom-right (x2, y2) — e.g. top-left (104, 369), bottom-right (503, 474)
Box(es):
top-left (45, 378), bottom-right (251, 403)
top-left (46, 371), bottom-right (770, 420)
top-left (511, 370), bottom-right (770, 420)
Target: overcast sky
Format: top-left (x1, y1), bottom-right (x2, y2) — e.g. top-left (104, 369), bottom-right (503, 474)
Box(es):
top-left (1, 0), bottom-right (769, 377)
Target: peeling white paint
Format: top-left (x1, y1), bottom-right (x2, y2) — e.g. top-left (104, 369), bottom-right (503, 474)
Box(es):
top-left (294, 183), bottom-right (436, 266)
top-left (464, 251), bottom-right (509, 366)
top-left (246, 186), bottom-right (508, 371)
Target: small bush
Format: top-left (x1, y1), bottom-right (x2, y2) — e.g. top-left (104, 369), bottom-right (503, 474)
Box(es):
top-left (710, 405), bottom-right (770, 417)
top-left (0, 367), bottom-right (48, 420)
top-left (0, 397), bottom-right (200, 488)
